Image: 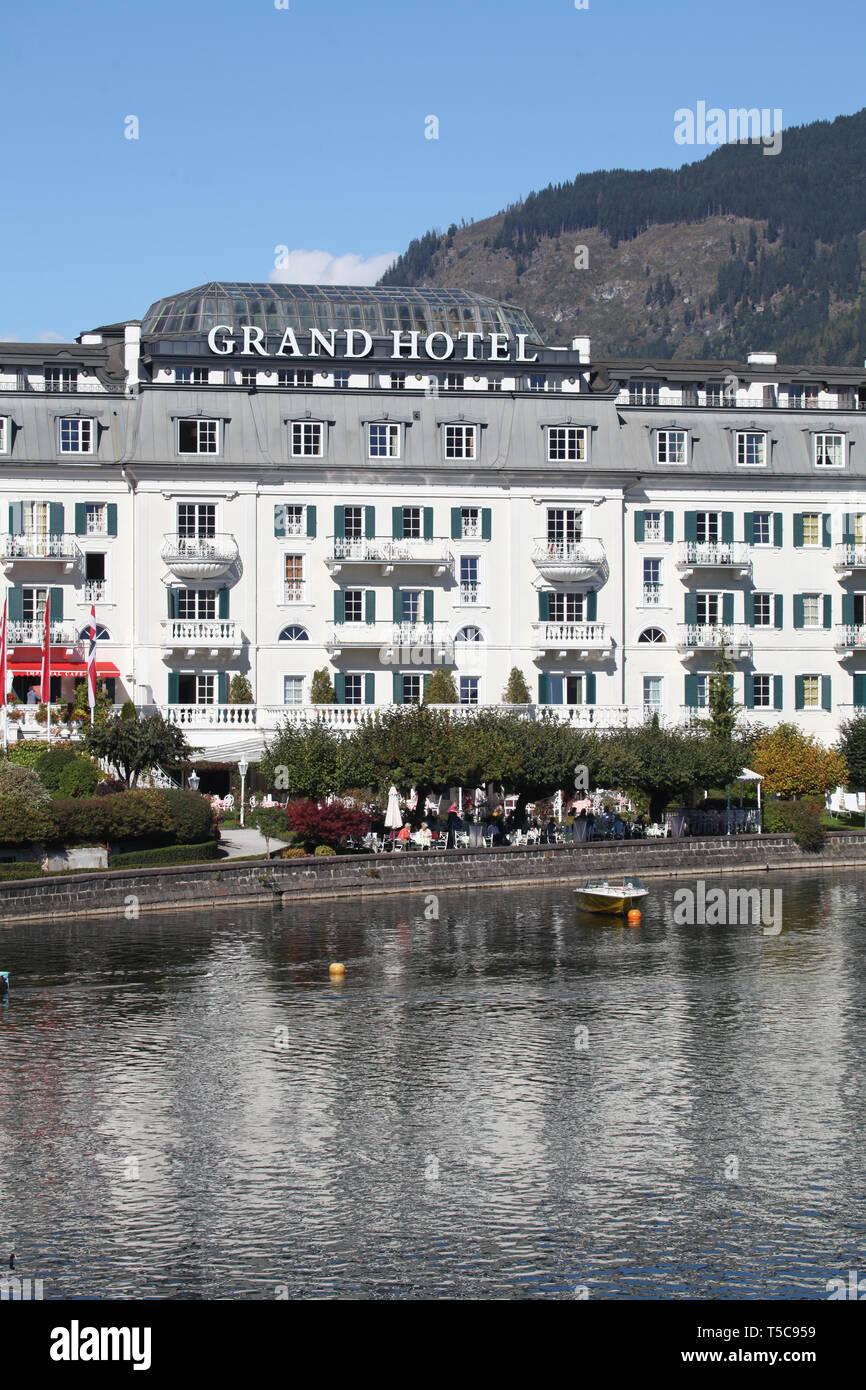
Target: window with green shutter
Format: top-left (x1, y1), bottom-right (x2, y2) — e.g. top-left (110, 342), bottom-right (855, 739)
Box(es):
top-left (634, 511), bottom-right (645, 542)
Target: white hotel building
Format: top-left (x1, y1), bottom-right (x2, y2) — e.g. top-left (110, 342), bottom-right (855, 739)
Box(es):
top-left (1, 281), bottom-right (865, 757)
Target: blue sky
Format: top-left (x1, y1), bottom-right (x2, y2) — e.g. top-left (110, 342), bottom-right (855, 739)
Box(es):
top-left (1, 0), bottom-right (864, 340)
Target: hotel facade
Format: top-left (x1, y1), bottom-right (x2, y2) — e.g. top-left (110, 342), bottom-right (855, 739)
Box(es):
top-left (2, 281), bottom-right (866, 756)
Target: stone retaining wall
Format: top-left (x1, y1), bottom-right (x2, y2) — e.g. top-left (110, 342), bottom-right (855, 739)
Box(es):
top-left (1, 833), bottom-right (866, 925)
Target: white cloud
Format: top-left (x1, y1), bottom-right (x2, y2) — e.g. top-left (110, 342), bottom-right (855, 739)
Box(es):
top-left (269, 249), bottom-right (397, 286)
top-left (36, 330), bottom-right (66, 343)
top-left (0, 333), bottom-right (21, 342)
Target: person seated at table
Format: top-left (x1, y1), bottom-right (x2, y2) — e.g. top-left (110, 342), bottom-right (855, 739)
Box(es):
top-left (490, 806), bottom-right (509, 845)
top-left (396, 822), bottom-right (411, 843)
top-left (613, 814), bottom-right (625, 839)
top-left (416, 821), bottom-right (432, 849)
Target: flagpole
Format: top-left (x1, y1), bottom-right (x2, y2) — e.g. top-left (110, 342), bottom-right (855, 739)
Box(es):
top-left (42, 592), bottom-right (51, 743)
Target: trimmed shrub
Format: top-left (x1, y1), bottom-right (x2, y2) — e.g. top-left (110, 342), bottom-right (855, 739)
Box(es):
top-left (284, 798), bottom-right (370, 851)
top-left (0, 794), bottom-right (59, 845)
top-left (109, 841), bottom-right (219, 868)
top-left (6, 741), bottom-right (57, 770)
top-left (314, 844), bottom-right (337, 856)
top-left (0, 862), bottom-right (43, 880)
top-left (0, 761), bottom-right (50, 803)
top-left (763, 798), bottom-right (826, 851)
top-left (57, 759), bottom-right (102, 799)
top-left (120, 701), bottom-right (138, 721)
top-left (280, 846), bottom-right (308, 858)
top-left (35, 746), bottom-right (80, 790)
top-left (160, 789), bottom-right (217, 844)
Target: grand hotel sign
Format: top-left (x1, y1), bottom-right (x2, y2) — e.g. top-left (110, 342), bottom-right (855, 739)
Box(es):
top-left (207, 325), bottom-right (540, 362)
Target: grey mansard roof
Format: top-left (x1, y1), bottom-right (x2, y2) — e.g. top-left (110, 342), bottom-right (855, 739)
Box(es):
top-left (140, 283), bottom-right (542, 343)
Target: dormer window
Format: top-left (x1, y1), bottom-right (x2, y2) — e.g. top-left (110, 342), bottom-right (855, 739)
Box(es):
top-left (628, 380), bottom-right (660, 406)
top-left (814, 432), bottom-right (845, 468)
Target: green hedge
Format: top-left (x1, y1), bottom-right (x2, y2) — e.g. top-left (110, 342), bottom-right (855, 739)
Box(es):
top-left (762, 798), bottom-right (826, 851)
top-left (108, 840), bottom-right (220, 868)
top-left (0, 861), bottom-right (43, 880)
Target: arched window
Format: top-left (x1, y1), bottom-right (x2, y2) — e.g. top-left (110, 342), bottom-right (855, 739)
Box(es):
top-left (455, 625), bottom-right (484, 643)
top-left (279, 624), bottom-right (309, 641)
top-left (78, 624), bottom-right (111, 641)
top-left (638, 627), bottom-right (666, 644)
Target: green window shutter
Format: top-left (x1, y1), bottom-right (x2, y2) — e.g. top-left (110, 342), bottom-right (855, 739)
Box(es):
top-left (684, 593), bottom-right (698, 624)
top-left (49, 586), bottom-right (63, 621)
top-left (793, 595), bottom-right (804, 628)
top-left (538, 591), bottom-right (550, 621)
top-left (306, 505), bottom-right (316, 538)
top-left (334, 590), bottom-right (345, 623)
top-left (364, 506), bottom-right (375, 539)
top-left (842, 514), bottom-right (855, 545)
top-left (854, 673), bottom-right (866, 708)
top-left (548, 676), bottom-right (563, 705)
top-left (634, 511), bottom-right (645, 542)
top-left (773, 675), bottom-right (783, 710)
top-left (392, 506), bottom-right (403, 540)
top-left (538, 673), bottom-right (550, 704)
top-left (584, 672), bottom-right (596, 705)
top-left (743, 674), bottom-right (754, 709)
top-left (9, 503), bottom-right (23, 535)
top-left (423, 589), bottom-right (434, 624)
top-left (795, 675), bottom-right (805, 710)
top-left (364, 673), bottom-right (375, 705)
top-left (774, 595), bottom-right (783, 628)
top-left (481, 508), bottom-right (492, 540)
top-left (49, 503), bottom-right (64, 535)
top-left (793, 514), bottom-right (804, 548)
top-left (842, 594), bottom-right (855, 624)
top-left (423, 673), bottom-right (431, 700)
top-left (218, 588), bottom-right (229, 619)
top-left (822, 514), bottom-right (832, 548)
top-left (423, 507), bottom-right (433, 541)
top-left (74, 503), bottom-right (87, 536)
top-left (684, 674), bottom-right (699, 708)
top-left (821, 675), bottom-right (832, 711)
top-left (743, 512), bottom-right (754, 544)
top-left (393, 672), bottom-right (403, 704)
top-left (106, 504), bottom-right (118, 536)
top-left (664, 511), bottom-right (674, 543)
top-left (333, 505), bottom-right (345, 538)
top-left (168, 588), bottom-right (179, 619)
top-left (393, 588), bottom-right (402, 622)
top-left (365, 589), bottom-right (376, 624)
top-left (823, 595), bottom-right (832, 629)
top-left (333, 674), bottom-right (345, 705)
top-left (744, 593), bottom-right (754, 626)
top-left (451, 507), bottom-right (462, 540)
top-left (274, 505), bottom-right (285, 538)
top-left (585, 590), bottom-right (597, 622)
top-left (684, 511), bottom-right (697, 543)
top-left (721, 512), bottom-right (734, 544)
top-left (773, 513), bottom-right (783, 548)
top-left (218, 673), bottom-right (229, 704)
top-left (167, 673), bottom-right (180, 704)
top-left (722, 593), bottom-right (734, 625)
top-left (6, 587), bottom-right (23, 622)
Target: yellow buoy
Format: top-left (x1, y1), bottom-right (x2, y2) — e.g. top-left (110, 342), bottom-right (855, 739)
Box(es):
top-left (329, 962), bottom-right (346, 977)
top-left (627, 909), bottom-right (642, 926)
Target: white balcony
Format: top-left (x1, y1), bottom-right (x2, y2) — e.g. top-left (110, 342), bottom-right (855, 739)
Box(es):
top-left (531, 537), bottom-right (609, 587)
top-left (531, 621), bottom-right (613, 657)
top-left (642, 583), bottom-right (664, 608)
top-left (160, 619), bottom-right (242, 656)
top-left (834, 624), bottom-right (866, 658)
top-left (676, 542), bottom-right (752, 576)
top-left (6, 619), bottom-right (79, 646)
top-left (538, 703), bottom-right (629, 728)
top-left (677, 624), bottom-right (752, 658)
top-left (834, 544), bottom-right (866, 577)
top-left (325, 537), bottom-right (453, 576)
top-left (161, 533), bottom-right (239, 581)
top-left (3, 533), bottom-right (80, 572)
top-left (325, 621), bottom-right (454, 662)
top-left (84, 580), bottom-right (107, 603)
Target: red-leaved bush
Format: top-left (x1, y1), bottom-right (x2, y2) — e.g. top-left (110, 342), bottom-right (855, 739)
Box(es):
top-left (284, 798), bottom-right (370, 851)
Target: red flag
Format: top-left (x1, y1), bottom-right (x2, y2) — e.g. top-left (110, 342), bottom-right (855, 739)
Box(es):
top-left (87, 603), bottom-right (98, 718)
top-left (40, 591), bottom-right (51, 702)
top-left (0, 598), bottom-right (6, 709)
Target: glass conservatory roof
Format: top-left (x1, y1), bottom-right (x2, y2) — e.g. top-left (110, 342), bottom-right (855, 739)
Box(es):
top-left (141, 282), bottom-right (541, 342)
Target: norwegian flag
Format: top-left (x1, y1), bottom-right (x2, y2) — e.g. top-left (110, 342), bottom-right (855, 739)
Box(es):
top-left (40, 591), bottom-right (51, 703)
top-left (87, 604), bottom-right (98, 721)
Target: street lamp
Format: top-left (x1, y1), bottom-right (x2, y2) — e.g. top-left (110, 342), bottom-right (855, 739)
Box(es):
top-left (238, 757), bottom-right (249, 827)
top-left (188, 769), bottom-right (200, 792)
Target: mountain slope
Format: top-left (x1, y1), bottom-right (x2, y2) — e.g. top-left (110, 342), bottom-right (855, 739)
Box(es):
top-left (379, 110), bottom-right (866, 364)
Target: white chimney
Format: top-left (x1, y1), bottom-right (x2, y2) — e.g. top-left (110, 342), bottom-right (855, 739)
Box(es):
top-left (571, 336), bottom-right (591, 363)
top-left (124, 324), bottom-right (141, 392)
top-left (747, 351), bottom-right (777, 366)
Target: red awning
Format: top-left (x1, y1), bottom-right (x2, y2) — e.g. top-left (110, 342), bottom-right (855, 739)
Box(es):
top-left (8, 659), bottom-right (120, 678)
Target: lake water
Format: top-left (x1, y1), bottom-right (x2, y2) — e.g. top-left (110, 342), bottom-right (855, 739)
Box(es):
top-left (1, 870), bottom-right (864, 1300)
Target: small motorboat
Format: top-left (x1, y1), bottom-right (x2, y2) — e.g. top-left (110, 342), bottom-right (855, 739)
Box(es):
top-left (574, 876), bottom-right (648, 914)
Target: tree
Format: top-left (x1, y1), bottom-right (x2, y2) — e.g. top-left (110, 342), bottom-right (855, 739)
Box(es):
top-left (472, 710), bottom-right (597, 824)
top-left (284, 799), bottom-right (370, 851)
top-left (72, 679), bottom-right (112, 726)
top-left (249, 806), bottom-right (294, 856)
top-left (595, 716), bottom-right (744, 823)
top-left (838, 715), bottom-right (866, 790)
top-left (707, 643), bottom-right (737, 742)
top-left (227, 674), bottom-right (254, 704)
top-left (259, 721), bottom-right (354, 800)
top-left (751, 723), bottom-right (848, 799)
top-left (310, 668), bottom-right (335, 704)
top-left (424, 668), bottom-right (458, 703)
top-left (84, 713), bottom-right (193, 788)
top-left (502, 667), bottom-right (531, 704)
top-left (350, 706), bottom-right (470, 827)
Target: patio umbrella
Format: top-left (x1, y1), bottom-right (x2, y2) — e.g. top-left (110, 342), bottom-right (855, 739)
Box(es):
top-left (385, 785), bottom-right (403, 832)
